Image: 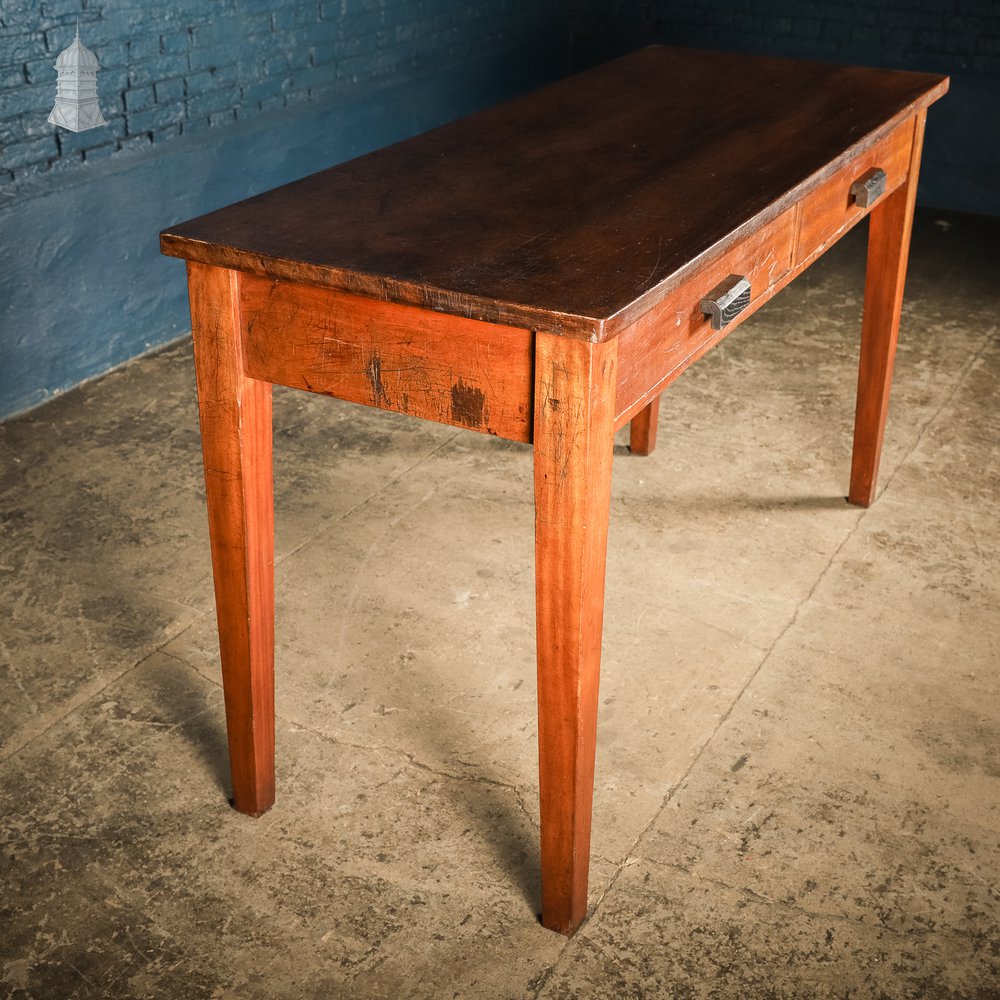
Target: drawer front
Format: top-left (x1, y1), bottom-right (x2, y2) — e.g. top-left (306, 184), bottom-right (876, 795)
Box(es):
top-left (795, 122), bottom-right (913, 267)
top-left (615, 206), bottom-right (796, 424)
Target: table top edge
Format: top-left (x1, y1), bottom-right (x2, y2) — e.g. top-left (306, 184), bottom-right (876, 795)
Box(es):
top-left (160, 51), bottom-right (949, 343)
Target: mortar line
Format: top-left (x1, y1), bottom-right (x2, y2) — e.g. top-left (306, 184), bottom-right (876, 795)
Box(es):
top-left (164, 644), bottom-right (542, 830)
top-left (877, 323), bottom-right (997, 503)
top-left (527, 503), bottom-right (868, 994)
top-left (0, 619), bottom-right (201, 766)
top-left (272, 427), bottom-right (464, 569)
top-left (578, 522), bottom-right (854, 926)
top-left (0, 427), bottom-right (461, 768)
top-left (637, 856), bottom-right (963, 942)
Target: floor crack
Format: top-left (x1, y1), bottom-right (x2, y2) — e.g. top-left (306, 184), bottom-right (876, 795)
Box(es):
top-left (574, 319), bottom-right (1000, 950)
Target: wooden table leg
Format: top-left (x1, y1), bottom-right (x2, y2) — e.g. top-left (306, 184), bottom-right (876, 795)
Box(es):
top-left (533, 332), bottom-right (617, 936)
top-left (849, 111), bottom-right (926, 508)
top-left (628, 394), bottom-right (661, 456)
top-left (187, 262), bottom-right (276, 817)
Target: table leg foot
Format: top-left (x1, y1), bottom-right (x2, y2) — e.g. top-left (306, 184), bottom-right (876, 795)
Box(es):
top-left (849, 112), bottom-right (926, 508)
top-left (628, 395), bottom-right (661, 456)
top-left (188, 262), bottom-right (276, 817)
top-left (533, 332), bottom-right (617, 936)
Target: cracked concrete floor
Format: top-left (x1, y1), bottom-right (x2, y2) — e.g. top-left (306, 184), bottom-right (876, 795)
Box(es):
top-left (1, 210), bottom-right (998, 999)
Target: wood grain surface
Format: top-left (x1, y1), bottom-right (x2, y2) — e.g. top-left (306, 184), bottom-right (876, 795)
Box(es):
top-left (533, 332), bottom-right (617, 935)
top-left (849, 111), bottom-right (928, 506)
top-left (187, 263), bottom-right (276, 818)
top-left (240, 274), bottom-right (534, 441)
top-left (161, 46), bottom-right (947, 340)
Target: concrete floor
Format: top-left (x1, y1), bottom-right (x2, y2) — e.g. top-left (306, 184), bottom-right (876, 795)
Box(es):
top-left (1, 210), bottom-right (998, 999)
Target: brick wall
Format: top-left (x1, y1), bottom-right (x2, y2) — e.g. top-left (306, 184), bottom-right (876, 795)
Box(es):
top-left (0, 0), bottom-right (562, 187)
top-left (569, 0), bottom-right (999, 77)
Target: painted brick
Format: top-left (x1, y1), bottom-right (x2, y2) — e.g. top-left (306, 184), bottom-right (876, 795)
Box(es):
top-left (821, 19), bottom-right (852, 43)
top-left (0, 115), bottom-right (47, 145)
top-left (5, 32), bottom-right (45, 63)
top-left (208, 108), bottom-right (237, 127)
top-left (117, 132), bottom-right (152, 152)
top-left (265, 53), bottom-right (291, 77)
top-left (303, 17), bottom-right (339, 45)
top-left (154, 77), bottom-right (185, 103)
top-left (186, 43), bottom-right (232, 71)
top-left (1, 62), bottom-right (26, 88)
top-left (0, 83), bottom-right (51, 118)
top-left (45, 19), bottom-right (107, 50)
top-left (3, 6), bottom-right (48, 32)
top-left (272, 9), bottom-right (298, 31)
top-left (127, 100), bottom-right (184, 134)
top-left (91, 43), bottom-right (128, 69)
top-left (45, 148), bottom-right (82, 173)
top-left (288, 47), bottom-right (313, 71)
top-left (239, 0), bottom-right (284, 13)
top-left (241, 79), bottom-right (284, 106)
top-left (343, 10), bottom-right (384, 36)
top-left (127, 53), bottom-right (187, 87)
top-left (39, 0), bottom-right (83, 19)
top-left (102, 67), bottom-right (130, 94)
top-left (83, 143), bottom-right (117, 161)
top-left (3, 132), bottom-right (58, 169)
top-left (180, 113), bottom-right (212, 134)
top-left (191, 13), bottom-right (270, 50)
top-left (57, 118), bottom-right (126, 153)
top-left (206, 64), bottom-right (240, 90)
top-left (129, 35), bottom-right (161, 62)
top-left (257, 93), bottom-right (284, 112)
top-left (186, 85), bottom-right (240, 117)
top-left (152, 123), bottom-right (182, 142)
top-left (6, 0), bottom-right (564, 189)
top-left (183, 70), bottom-right (213, 96)
top-left (124, 85), bottom-right (155, 112)
top-left (161, 30), bottom-right (191, 55)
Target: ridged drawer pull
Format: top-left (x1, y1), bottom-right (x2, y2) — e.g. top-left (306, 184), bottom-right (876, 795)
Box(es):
top-left (701, 274), bottom-right (751, 331)
top-left (850, 168), bottom-right (887, 208)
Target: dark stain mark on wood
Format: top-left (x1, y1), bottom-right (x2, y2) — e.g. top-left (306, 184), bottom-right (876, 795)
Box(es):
top-left (450, 379), bottom-right (486, 428)
top-left (366, 353), bottom-right (390, 407)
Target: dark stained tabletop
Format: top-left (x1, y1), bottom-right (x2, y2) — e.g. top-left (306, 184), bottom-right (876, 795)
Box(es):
top-left (161, 46), bottom-right (947, 339)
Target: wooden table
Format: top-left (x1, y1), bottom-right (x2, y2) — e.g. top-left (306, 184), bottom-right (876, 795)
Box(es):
top-left (161, 46), bottom-right (947, 936)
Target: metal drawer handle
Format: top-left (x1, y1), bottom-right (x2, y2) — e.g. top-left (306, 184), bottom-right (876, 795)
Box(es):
top-left (850, 168), bottom-right (887, 208)
top-left (701, 274), bottom-right (751, 331)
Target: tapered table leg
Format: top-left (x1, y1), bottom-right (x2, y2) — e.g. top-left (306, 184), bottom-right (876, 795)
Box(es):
top-left (187, 262), bottom-right (276, 817)
top-left (849, 112), bottom-right (926, 507)
top-left (533, 332), bottom-right (617, 936)
top-left (629, 395), bottom-right (661, 456)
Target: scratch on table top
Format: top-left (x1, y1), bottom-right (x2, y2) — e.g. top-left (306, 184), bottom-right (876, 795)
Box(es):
top-left (638, 237), bottom-right (664, 292)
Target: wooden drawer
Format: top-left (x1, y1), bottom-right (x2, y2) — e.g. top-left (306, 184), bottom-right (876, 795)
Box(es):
top-left (615, 206), bottom-right (796, 424)
top-left (795, 121), bottom-right (913, 267)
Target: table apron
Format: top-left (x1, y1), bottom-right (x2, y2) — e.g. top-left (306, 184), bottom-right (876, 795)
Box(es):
top-left (240, 273), bottom-right (534, 442)
top-left (614, 116), bottom-right (917, 428)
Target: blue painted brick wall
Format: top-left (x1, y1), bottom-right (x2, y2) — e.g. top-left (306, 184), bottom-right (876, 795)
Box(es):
top-left (0, 0), bottom-right (567, 419)
top-left (570, 0), bottom-right (1000, 76)
top-left (0, 0), bottom-right (562, 187)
